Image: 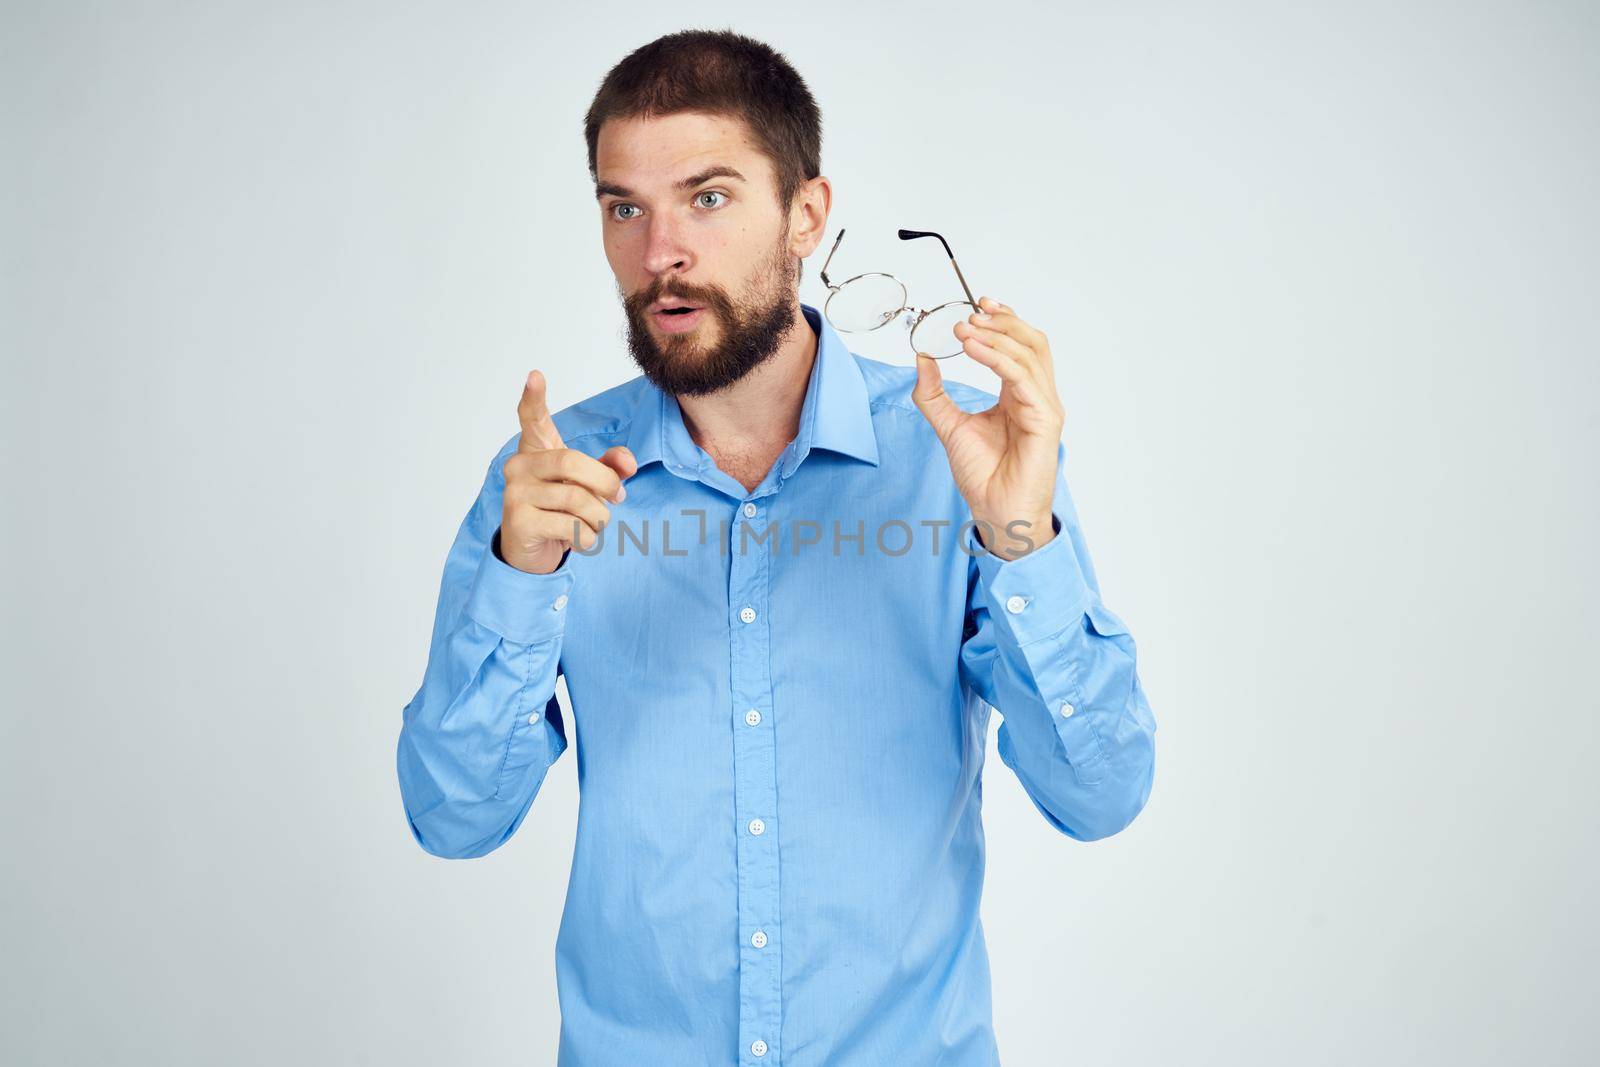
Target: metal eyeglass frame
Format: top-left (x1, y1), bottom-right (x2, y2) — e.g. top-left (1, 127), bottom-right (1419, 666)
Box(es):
top-left (818, 228), bottom-right (981, 359)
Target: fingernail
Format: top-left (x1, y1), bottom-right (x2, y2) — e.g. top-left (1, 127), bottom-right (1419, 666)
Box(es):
top-left (615, 485), bottom-right (627, 503)
top-left (974, 312), bottom-right (991, 322)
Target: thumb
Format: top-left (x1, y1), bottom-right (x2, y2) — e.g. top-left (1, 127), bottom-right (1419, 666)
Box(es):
top-left (912, 353), bottom-right (964, 446)
top-left (598, 445), bottom-right (639, 502)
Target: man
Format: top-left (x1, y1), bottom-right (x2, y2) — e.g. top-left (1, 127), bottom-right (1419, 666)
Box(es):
top-left (396, 28), bottom-right (1157, 1067)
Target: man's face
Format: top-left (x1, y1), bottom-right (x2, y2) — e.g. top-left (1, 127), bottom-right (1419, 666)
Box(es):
top-left (595, 110), bottom-right (800, 396)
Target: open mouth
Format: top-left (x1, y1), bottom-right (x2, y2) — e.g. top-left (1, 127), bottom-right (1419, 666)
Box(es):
top-left (652, 304), bottom-right (706, 333)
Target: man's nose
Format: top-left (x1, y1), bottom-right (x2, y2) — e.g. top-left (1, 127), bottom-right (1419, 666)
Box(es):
top-left (641, 215), bottom-right (693, 276)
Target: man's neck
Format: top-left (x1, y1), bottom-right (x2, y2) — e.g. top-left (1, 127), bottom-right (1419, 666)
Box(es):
top-left (675, 302), bottom-right (816, 493)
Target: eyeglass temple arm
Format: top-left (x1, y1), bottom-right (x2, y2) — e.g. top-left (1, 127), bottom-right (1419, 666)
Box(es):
top-left (899, 229), bottom-right (979, 308)
top-left (819, 228), bottom-right (846, 287)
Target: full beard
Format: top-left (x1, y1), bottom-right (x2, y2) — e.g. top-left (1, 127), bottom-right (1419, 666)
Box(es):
top-left (621, 238), bottom-right (799, 398)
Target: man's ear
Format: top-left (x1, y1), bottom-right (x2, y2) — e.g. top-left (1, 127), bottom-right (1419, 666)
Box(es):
top-left (789, 174), bottom-right (833, 259)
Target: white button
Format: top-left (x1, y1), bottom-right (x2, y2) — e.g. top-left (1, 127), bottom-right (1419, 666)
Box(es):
top-left (742, 502), bottom-right (757, 518)
top-left (751, 930), bottom-right (767, 948)
top-left (1060, 701), bottom-right (1075, 718)
top-left (1005, 594), bottom-right (1027, 614)
top-left (552, 594), bottom-right (569, 611)
top-left (745, 709), bottom-right (762, 726)
top-left (751, 1039), bottom-right (768, 1057)
top-left (748, 818), bottom-right (765, 836)
top-left (527, 712), bottom-right (540, 725)
top-left (739, 606), bottom-right (757, 624)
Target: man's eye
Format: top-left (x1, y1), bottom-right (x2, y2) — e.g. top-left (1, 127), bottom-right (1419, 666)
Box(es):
top-left (612, 203), bottom-right (641, 221)
top-left (696, 190), bottom-right (727, 209)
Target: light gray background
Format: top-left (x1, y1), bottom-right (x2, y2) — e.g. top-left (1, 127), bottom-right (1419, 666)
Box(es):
top-left (4, 2), bottom-right (1596, 1064)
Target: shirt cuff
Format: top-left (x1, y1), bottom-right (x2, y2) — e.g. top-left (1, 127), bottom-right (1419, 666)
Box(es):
top-left (462, 527), bottom-right (575, 645)
top-left (966, 512), bottom-right (1092, 646)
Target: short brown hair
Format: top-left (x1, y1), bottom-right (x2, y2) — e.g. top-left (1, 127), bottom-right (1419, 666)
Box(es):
top-left (584, 29), bottom-right (822, 212)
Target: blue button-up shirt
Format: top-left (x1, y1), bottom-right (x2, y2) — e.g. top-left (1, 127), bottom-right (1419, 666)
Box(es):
top-left (396, 302), bottom-right (1157, 1066)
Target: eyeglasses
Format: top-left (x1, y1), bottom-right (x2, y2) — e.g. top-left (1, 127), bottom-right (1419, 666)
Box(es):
top-left (818, 228), bottom-right (981, 361)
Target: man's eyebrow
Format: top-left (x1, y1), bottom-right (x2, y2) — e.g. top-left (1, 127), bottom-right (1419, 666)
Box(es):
top-left (594, 165), bottom-right (748, 200)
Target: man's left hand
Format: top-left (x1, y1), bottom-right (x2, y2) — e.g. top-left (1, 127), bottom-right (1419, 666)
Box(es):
top-left (911, 295), bottom-right (1063, 561)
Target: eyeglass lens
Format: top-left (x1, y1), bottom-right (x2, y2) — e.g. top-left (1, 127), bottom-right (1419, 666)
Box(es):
top-left (827, 276), bottom-right (974, 360)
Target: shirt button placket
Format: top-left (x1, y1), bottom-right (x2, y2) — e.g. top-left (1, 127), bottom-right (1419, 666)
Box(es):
top-left (729, 497), bottom-right (780, 1063)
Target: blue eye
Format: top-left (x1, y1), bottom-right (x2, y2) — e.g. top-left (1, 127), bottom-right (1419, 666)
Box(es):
top-left (609, 191), bottom-right (727, 222)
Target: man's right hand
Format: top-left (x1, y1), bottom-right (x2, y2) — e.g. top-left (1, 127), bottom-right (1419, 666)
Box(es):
top-left (499, 370), bottom-right (638, 575)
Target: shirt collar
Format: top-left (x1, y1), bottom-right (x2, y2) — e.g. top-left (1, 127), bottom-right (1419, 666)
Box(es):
top-left (625, 301), bottom-right (880, 479)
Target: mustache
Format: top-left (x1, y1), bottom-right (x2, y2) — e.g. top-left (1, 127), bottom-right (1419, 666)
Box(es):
top-left (630, 284), bottom-right (724, 312)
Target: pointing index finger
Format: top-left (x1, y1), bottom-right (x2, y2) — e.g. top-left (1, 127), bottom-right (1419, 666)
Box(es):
top-left (518, 370), bottom-right (565, 452)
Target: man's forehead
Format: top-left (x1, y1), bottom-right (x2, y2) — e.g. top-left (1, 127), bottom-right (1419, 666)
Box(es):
top-left (595, 111), bottom-right (768, 193)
